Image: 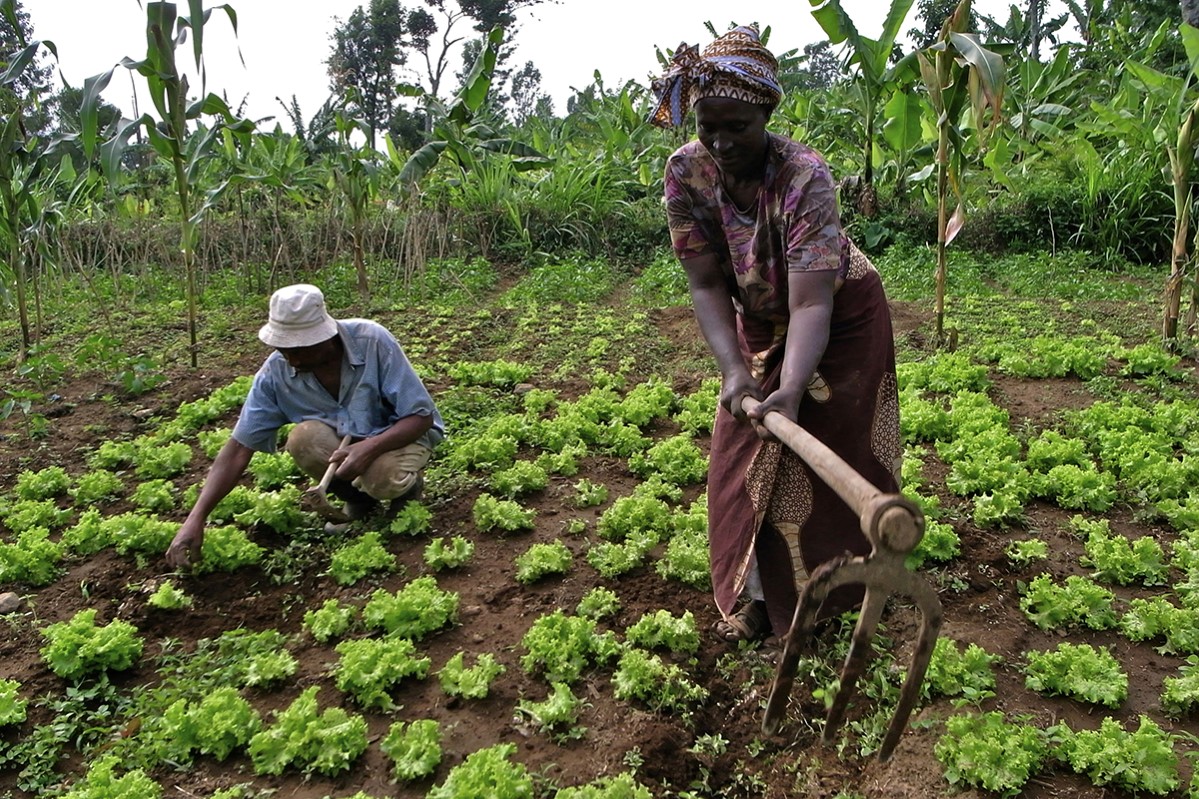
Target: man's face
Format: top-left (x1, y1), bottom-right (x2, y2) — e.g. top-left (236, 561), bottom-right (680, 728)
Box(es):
top-left (277, 336), bottom-right (340, 372)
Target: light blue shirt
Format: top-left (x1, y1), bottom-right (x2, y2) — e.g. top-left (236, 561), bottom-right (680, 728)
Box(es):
top-left (232, 319), bottom-right (444, 453)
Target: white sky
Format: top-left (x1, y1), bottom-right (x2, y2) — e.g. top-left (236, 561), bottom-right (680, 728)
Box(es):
top-left (26, 0), bottom-right (1051, 130)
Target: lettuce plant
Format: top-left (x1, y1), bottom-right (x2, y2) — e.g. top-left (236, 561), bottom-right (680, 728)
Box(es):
top-left (334, 637), bottom-right (431, 710)
top-left (40, 609), bottom-right (144, 680)
top-left (363, 576), bottom-right (459, 640)
top-left (426, 742), bottom-right (532, 799)
top-left (514, 540), bottom-right (573, 584)
top-left (381, 719), bottom-right (442, 781)
top-left (303, 599), bottom-right (358, 643)
top-left (1024, 643), bottom-right (1127, 708)
top-left (438, 651), bottom-right (506, 699)
top-left (0, 679), bottom-right (27, 726)
top-left (514, 682), bottom-right (586, 743)
top-left (248, 686), bottom-right (368, 777)
top-left (328, 531), bottom-right (396, 586)
top-left (935, 711), bottom-right (1047, 796)
top-left (424, 535), bottom-right (475, 570)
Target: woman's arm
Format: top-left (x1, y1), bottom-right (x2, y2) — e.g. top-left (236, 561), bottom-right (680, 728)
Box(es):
top-left (682, 252), bottom-right (761, 420)
top-left (747, 269), bottom-right (836, 430)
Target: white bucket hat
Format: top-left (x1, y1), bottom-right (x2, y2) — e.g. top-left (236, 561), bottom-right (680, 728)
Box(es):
top-left (258, 284), bottom-right (339, 348)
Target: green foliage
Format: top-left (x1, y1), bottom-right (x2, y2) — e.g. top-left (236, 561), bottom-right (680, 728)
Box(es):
top-left (1036, 463), bottom-right (1117, 512)
top-left (923, 638), bottom-right (1000, 702)
top-left (576, 587), bottom-right (621, 620)
top-left (935, 711), bottom-right (1048, 796)
top-left (233, 485), bottom-right (311, 533)
top-left (1161, 655), bottom-right (1199, 717)
top-left (1072, 515), bottom-right (1168, 586)
top-left (424, 535), bottom-right (475, 570)
top-left (333, 637), bottom-right (431, 710)
top-left (520, 610), bottom-right (620, 684)
top-left (0, 679), bottom-right (28, 726)
top-left (616, 379), bottom-right (676, 426)
top-left (514, 682), bottom-right (587, 743)
top-left (0, 526), bottom-right (63, 586)
top-left (438, 651), bottom-right (506, 699)
top-left (146, 580), bottom-right (192, 610)
top-left (905, 520), bottom-right (960, 569)
top-left (328, 531), bottom-right (397, 586)
top-left (553, 772), bottom-right (653, 799)
top-left (597, 495), bottom-right (672, 542)
top-left (59, 755), bottom-right (161, 799)
top-left (473, 493), bottom-right (536, 532)
top-left (674, 377), bottom-right (720, 435)
top-left (70, 470), bottom-right (124, 506)
top-left (381, 719), bottom-right (442, 782)
top-left (1, 498), bottom-right (71, 533)
top-left (656, 513), bottom-right (710, 589)
top-left (388, 501), bottom-right (433, 536)
top-left (1005, 538), bottom-right (1049, 565)
top-left (247, 451), bottom-right (299, 489)
top-left (132, 441), bottom-right (192, 479)
top-left (897, 352), bottom-right (990, 393)
top-left (248, 686), bottom-right (369, 777)
top-left (130, 479), bottom-right (176, 513)
top-left (1024, 643), bottom-right (1127, 708)
top-left (15, 466), bottom-right (70, 500)
top-left (627, 434), bottom-right (707, 485)
top-left (515, 540), bottom-right (573, 584)
top-left (1019, 574), bottom-right (1117, 631)
top-left (160, 687), bottom-right (261, 762)
top-left (40, 609), bottom-right (144, 680)
top-left (449, 359), bottom-right (534, 387)
top-left (194, 525), bottom-right (265, 574)
top-left (363, 576), bottom-right (459, 640)
top-left (303, 599), bottom-right (358, 644)
top-left (202, 629), bottom-right (298, 689)
top-left (490, 459), bottom-right (549, 497)
top-left (1119, 597), bottom-right (1199, 655)
top-left (624, 610), bottom-right (699, 655)
top-left (426, 742), bottom-right (533, 799)
top-left (586, 533), bottom-right (656, 578)
top-left (573, 478), bottom-right (609, 508)
top-left (1050, 716), bottom-right (1179, 795)
top-left (611, 647), bottom-right (708, 712)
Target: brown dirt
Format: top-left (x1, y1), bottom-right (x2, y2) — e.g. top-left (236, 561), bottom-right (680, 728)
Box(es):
top-left (1, 298), bottom-right (1198, 799)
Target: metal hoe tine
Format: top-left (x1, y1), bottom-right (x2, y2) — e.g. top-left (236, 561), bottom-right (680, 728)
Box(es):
top-left (741, 398), bottom-right (944, 762)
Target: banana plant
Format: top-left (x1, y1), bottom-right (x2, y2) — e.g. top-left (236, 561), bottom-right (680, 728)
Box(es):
top-left (397, 26), bottom-right (548, 191)
top-left (917, 0), bottom-right (1005, 342)
top-left (329, 110), bottom-right (382, 301)
top-left (1159, 25), bottom-right (1199, 343)
top-left (80, 1), bottom-right (254, 367)
top-left (807, 0), bottom-right (917, 216)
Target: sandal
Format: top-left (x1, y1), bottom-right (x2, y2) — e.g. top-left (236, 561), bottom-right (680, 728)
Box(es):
top-left (713, 600), bottom-right (771, 643)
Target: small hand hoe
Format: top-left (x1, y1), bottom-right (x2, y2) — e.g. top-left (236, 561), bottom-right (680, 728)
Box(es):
top-left (741, 397), bottom-right (943, 762)
top-left (301, 434), bottom-right (353, 523)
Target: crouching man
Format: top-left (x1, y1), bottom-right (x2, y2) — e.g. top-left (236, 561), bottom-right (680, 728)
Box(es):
top-left (166, 283), bottom-right (443, 568)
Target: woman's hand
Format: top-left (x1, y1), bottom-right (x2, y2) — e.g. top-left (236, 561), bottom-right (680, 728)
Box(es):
top-left (720, 371), bottom-right (762, 422)
top-left (746, 387), bottom-right (802, 440)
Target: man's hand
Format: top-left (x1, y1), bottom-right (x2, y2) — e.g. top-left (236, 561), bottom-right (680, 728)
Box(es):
top-left (166, 519), bottom-right (205, 569)
top-left (331, 439), bottom-right (374, 482)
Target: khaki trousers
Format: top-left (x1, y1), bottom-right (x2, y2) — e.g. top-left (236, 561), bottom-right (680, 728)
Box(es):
top-left (284, 420), bottom-right (431, 501)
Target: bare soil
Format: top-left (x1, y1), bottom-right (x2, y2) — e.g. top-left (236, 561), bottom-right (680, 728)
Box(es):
top-left (1, 296), bottom-right (1197, 799)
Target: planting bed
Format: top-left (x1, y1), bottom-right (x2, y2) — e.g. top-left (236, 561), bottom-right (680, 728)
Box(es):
top-left (1, 277), bottom-right (1199, 799)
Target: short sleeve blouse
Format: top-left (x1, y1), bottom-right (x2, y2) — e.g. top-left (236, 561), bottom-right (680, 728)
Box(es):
top-left (664, 133), bottom-right (848, 338)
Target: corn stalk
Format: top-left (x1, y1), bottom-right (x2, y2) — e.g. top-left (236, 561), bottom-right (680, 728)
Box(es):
top-left (917, 0), bottom-right (1005, 342)
top-left (80, 1), bottom-right (253, 367)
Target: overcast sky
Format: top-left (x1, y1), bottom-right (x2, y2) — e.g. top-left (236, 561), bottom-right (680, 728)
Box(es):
top-left (27, 0), bottom-right (1059, 130)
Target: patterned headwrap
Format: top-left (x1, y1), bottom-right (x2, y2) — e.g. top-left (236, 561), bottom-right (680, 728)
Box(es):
top-left (649, 24), bottom-right (783, 129)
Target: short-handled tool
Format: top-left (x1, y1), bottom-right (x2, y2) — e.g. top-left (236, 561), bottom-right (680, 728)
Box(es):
top-left (301, 434), bottom-right (353, 522)
top-left (741, 397), bottom-right (942, 762)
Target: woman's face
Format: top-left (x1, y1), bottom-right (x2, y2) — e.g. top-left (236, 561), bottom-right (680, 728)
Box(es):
top-left (694, 97), bottom-right (771, 179)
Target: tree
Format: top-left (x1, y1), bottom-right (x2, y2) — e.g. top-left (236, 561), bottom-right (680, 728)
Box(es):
top-left (908, 0), bottom-right (975, 48)
top-left (508, 60), bottom-right (550, 125)
top-left (0, 0), bottom-right (49, 100)
top-left (787, 41), bottom-right (844, 92)
top-left (327, 0), bottom-right (408, 149)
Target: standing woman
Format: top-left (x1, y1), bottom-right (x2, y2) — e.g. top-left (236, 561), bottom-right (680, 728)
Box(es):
top-left (650, 25), bottom-right (902, 643)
